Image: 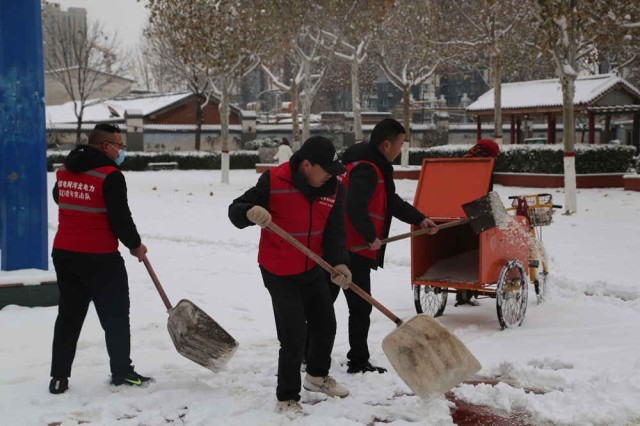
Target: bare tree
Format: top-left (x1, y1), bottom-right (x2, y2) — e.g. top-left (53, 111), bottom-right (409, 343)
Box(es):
top-left (44, 18), bottom-right (128, 143)
top-left (326, 1), bottom-right (394, 142)
top-left (146, 0), bottom-right (268, 183)
top-left (438, 0), bottom-right (529, 144)
top-left (260, 0), bottom-right (364, 147)
top-left (135, 28), bottom-right (211, 150)
top-left (529, 0), bottom-right (638, 213)
top-left (374, 0), bottom-right (454, 146)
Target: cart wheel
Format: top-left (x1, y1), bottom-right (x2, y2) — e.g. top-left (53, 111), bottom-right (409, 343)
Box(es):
top-left (413, 284), bottom-right (447, 317)
top-left (496, 260), bottom-right (528, 329)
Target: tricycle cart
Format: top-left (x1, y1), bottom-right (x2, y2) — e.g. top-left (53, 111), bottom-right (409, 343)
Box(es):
top-left (410, 158), bottom-right (556, 329)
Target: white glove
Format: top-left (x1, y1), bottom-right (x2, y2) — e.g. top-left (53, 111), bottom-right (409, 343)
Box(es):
top-left (331, 264), bottom-right (352, 289)
top-left (246, 205), bottom-right (272, 228)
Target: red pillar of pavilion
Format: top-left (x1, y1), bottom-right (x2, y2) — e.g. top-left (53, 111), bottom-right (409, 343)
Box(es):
top-left (510, 116), bottom-right (515, 144)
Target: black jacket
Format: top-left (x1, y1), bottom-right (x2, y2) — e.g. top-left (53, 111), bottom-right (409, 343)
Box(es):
top-left (228, 151), bottom-right (349, 268)
top-left (342, 141), bottom-right (425, 268)
top-left (53, 145), bottom-right (141, 250)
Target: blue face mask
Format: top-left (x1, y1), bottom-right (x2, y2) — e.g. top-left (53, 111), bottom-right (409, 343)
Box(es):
top-left (115, 149), bottom-right (126, 166)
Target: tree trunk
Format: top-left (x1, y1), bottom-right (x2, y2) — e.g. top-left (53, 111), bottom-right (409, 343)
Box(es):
top-left (301, 84), bottom-right (311, 144)
top-left (561, 74), bottom-right (577, 213)
top-left (75, 108), bottom-right (83, 145)
top-left (220, 77), bottom-right (230, 184)
top-left (402, 87), bottom-right (411, 167)
top-left (291, 81), bottom-right (300, 150)
top-left (402, 87), bottom-right (411, 142)
top-left (301, 59), bottom-right (312, 144)
top-left (492, 52), bottom-right (503, 144)
top-left (195, 96), bottom-right (203, 151)
top-left (351, 57), bottom-right (363, 142)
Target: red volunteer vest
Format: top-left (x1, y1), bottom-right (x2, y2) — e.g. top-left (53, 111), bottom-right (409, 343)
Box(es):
top-left (258, 163), bottom-right (337, 276)
top-left (342, 160), bottom-right (387, 260)
top-left (53, 165), bottom-right (119, 253)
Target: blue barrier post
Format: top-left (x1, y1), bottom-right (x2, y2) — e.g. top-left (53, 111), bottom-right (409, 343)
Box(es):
top-left (0, 0), bottom-right (49, 270)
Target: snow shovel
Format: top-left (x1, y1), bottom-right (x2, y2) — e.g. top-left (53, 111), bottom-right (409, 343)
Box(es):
top-left (267, 222), bottom-right (481, 400)
top-left (351, 191), bottom-right (509, 251)
top-left (143, 256), bottom-right (238, 373)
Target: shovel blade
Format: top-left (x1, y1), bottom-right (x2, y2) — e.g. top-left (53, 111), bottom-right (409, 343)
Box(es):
top-left (381, 314), bottom-right (481, 400)
top-left (167, 299), bottom-right (239, 373)
top-left (462, 191), bottom-right (509, 234)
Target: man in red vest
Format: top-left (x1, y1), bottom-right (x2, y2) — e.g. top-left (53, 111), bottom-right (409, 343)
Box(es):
top-left (338, 118), bottom-right (438, 374)
top-left (49, 123), bottom-right (150, 395)
top-left (229, 136), bottom-right (350, 417)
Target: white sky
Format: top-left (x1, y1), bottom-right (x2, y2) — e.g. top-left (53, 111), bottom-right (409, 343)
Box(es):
top-left (51, 0), bottom-right (149, 53)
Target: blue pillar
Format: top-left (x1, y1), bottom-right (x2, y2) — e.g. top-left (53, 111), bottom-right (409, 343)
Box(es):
top-left (0, 0), bottom-right (48, 270)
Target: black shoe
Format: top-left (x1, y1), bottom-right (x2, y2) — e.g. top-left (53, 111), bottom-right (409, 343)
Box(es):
top-left (455, 289), bottom-right (481, 307)
top-left (347, 361), bottom-right (387, 374)
top-left (111, 370), bottom-right (153, 387)
top-left (49, 377), bottom-right (69, 394)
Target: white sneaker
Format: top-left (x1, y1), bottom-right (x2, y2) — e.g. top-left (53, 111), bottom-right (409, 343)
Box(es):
top-left (275, 400), bottom-right (304, 418)
top-left (303, 374), bottom-right (349, 398)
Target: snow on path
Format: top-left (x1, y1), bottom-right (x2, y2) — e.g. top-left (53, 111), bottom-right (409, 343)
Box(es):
top-left (1, 170), bottom-right (639, 425)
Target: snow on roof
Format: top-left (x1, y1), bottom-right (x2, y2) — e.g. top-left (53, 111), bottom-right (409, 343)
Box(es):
top-left (466, 74), bottom-right (640, 112)
top-left (46, 92), bottom-right (194, 124)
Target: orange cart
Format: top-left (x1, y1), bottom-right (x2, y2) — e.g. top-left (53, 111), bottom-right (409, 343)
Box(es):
top-left (410, 158), bottom-right (532, 329)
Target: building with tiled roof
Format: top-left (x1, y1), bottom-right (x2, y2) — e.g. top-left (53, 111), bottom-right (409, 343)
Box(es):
top-left (466, 74), bottom-right (640, 147)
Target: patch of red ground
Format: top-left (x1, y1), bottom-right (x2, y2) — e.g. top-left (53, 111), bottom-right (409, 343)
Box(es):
top-left (445, 379), bottom-right (546, 425)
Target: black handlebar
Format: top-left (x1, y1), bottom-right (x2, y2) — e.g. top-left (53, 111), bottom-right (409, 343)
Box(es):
top-left (506, 194), bottom-right (562, 209)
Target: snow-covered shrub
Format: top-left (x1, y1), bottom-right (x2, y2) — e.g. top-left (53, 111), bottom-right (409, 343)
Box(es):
top-left (243, 138), bottom-right (280, 150)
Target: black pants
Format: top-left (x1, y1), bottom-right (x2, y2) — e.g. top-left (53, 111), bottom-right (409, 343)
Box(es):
top-left (51, 249), bottom-right (133, 378)
top-left (261, 266), bottom-right (336, 402)
top-left (330, 253), bottom-right (373, 365)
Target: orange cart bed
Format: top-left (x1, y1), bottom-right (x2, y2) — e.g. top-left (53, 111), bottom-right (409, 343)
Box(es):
top-left (410, 158), bottom-right (531, 329)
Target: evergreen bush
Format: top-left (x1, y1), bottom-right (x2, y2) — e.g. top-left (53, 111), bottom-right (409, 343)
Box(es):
top-left (47, 150), bottom-right (260, 171)
top-left (47, 144), bottom-right (635, 173)
top-left (403, 144), bottom-right (636, 174)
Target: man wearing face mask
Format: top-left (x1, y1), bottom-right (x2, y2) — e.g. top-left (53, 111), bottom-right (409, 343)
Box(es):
top-left (49, 123), bottom-right (150, 395)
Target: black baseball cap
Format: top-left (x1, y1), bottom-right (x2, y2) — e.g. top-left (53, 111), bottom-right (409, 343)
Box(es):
top-left (298, 136), bottom-right (346, 176)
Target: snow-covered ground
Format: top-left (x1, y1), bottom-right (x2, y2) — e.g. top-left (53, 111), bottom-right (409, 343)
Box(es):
top-left (1, 170), bottom-right (640, 426)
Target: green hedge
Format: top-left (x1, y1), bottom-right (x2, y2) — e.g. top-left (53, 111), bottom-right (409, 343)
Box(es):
top-left (47, 150), bottom-right (260, 171)
top-left (402, 144), bottom-right (637, 174)
top-left (48, 144), bottom-right (636, 174)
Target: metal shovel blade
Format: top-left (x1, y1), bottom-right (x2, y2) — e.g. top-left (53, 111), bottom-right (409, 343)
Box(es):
top-left (462, 191), bottom-right (510, 234)
top-left (381, 314), bottom-right (481, 400)
top-left (167, 299), bottom-right (239, 373)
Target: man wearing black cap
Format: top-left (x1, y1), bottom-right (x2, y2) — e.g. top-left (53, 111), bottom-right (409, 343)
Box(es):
top-left (228, 136), bottom-right (350, 416)
top-left (337, 118), bottom-right (438, 374)
top-left (49, 123), bottom-right (151, 395)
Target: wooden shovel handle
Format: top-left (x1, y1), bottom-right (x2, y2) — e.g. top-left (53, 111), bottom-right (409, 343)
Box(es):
top-left (351, 218), bottom-right (471, 251)
top-left (267, 222), bottom-right (403, 326)
top-left (142, 256), bottom-right (174, 311)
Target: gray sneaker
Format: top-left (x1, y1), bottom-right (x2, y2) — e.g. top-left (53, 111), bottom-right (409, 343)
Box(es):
top-left (275, 400), bottom-right (304, 418)
top-left (303, 374), bottom-right (349, 398)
